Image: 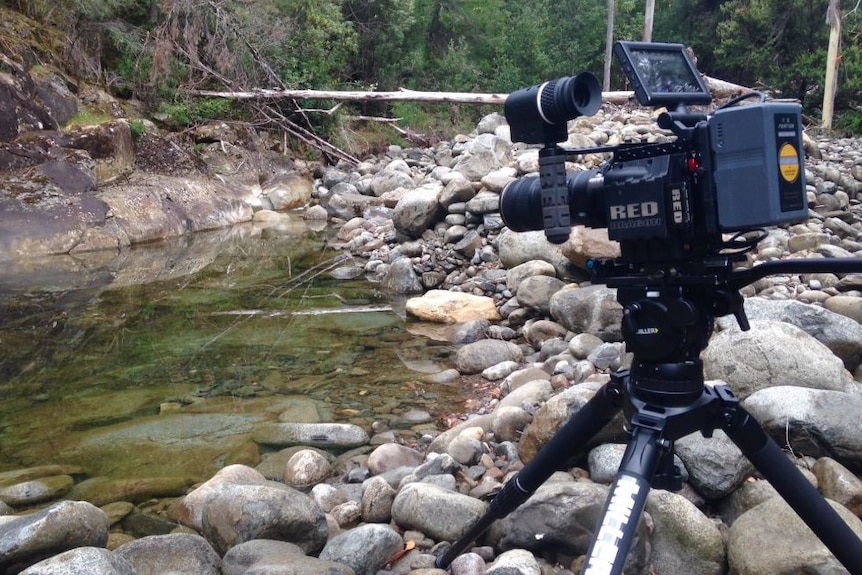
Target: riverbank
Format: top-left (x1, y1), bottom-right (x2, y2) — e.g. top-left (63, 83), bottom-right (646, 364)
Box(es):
top-left (2, 103), bottom-right (862, 574)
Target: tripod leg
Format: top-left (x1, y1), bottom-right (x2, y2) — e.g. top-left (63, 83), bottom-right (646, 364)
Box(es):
top-left (435, 380), bottom-right (623, 569)
top-left (726, 404), bottom-right (862, 575)
top-left (580, 426), bottom-right (663, 575)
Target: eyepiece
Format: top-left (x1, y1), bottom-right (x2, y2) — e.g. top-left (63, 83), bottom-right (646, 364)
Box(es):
top-left (538, 73), bottom-right (602, 125)
top-left (505, 72), bottom-right (602, 145)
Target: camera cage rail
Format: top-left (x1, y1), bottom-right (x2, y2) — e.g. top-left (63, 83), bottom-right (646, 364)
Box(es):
top-left (544, 106), bottom-right (709, 166)
top-left (435, 253), bottom-right (862, 575)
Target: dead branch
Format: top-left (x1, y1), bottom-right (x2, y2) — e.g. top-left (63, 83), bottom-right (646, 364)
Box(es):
top-left (257, 103), bottom-right (360, 165)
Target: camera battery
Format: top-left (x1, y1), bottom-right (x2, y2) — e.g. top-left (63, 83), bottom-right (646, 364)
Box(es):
top-left (709, 102), bottom-right (808, 230)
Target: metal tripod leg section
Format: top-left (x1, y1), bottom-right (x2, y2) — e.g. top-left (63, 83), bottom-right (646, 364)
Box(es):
top-left (580, 427), bottom-right (663, 575)
top-left (724, 397), bottom-right (862, 575)
top-left (434, 380), bottom-right (624, 569)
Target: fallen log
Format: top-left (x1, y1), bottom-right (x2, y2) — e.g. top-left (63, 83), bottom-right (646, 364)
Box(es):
top-left (185, 76), bottom-right (749, 106)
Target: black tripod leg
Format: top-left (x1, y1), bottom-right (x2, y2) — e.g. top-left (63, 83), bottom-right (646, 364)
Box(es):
top-left (580, 426), bottom-right (663, 575)
top-left (435, 380), bottom-right (623, 569)
top-left (726, 405), bottom-right (862, 575)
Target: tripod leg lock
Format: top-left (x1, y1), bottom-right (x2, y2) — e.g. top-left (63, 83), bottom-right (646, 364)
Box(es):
top-left (713, 385), bottom-right (743, 433)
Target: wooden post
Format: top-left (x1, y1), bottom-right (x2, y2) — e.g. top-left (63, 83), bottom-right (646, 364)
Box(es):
top-left (604, 0), bottom-right (615, 92)
top-left (644, 0), bottom-right (655, 42)
top-left (822, 0), bottom-right (842, 130)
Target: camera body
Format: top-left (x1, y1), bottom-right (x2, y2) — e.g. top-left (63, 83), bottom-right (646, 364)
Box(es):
top-left (501, 41), bottom-right (808, 264)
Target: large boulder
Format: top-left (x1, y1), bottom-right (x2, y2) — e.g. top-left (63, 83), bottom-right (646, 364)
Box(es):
top-left (716, 298), bottom-right (862, 371)
top-left (391, 482), bottom-right (487, 542)
top-left (727, 497), bottom-right (862, 574)
top-left (703, 320), bottom-right (857, 400)
top-left (393, 182), bottom-right (444, 238)
top-left (549, 285), bottom-right (623, 342)
top-left (201, 482), bottom-right (328, 555)
top-left (743, 386), bottom-right (862, 470)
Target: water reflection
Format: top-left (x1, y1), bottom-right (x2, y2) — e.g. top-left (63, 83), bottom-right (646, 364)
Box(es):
top-left (0, 219), bottom-right (461, 479)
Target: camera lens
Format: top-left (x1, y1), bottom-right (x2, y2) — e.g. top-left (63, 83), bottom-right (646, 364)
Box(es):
top-left (500, 170), bottom-right (604, 233)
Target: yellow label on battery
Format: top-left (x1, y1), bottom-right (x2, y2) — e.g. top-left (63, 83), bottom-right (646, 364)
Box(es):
top-left (779, 143), bottom-right (800, 183)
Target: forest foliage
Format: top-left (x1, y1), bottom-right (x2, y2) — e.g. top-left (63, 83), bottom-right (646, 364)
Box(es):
top-left (4, 0), bottom-right (862, 138)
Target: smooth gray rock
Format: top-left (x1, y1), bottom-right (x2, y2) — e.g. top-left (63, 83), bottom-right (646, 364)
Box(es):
top-left (675, 429), bottom-right (754, 499)
top-left (497, 230), bottom-right (580, 279)
top-left (718, 479), bottom-right (779, 525)
top-left (221, 540), bottom-right (305, 575)
top-left (452, 134), bottom-right (509, 182)
top-left (391, 482), bottom-right (487, 542)
top-left (455, 339), bottom-right (523, 375)
top-left (18, 547), bottom-right (137, 575)
top-left (515, 275), bottom-right (566, 315)
top-left (169, 464), bottom-right (268, 531)
top-left (644, 490), bottom-right (725, 575)
top-left (588, 443), bottom-right (628, 484)
top-left (0, 500), bottom-right (109, 574)
top-left (360, 476), bottom-right (397, 523)
top-left (201, 483), bottom-right (328, 555)
top-left (813, 457), bottom-right (862, 516)
top-left (0, 475), bottom-right (74, 507)
top-left (717, 298), bottom-right (862, 371)
top-left (252, 422), bottom-right (370, 449)
top-left (549, 285), bottom-right (623, 342)
top-left (382, 256), bottom-right (424, 293)
top-left (486, 548), bottom-right (540, 575)
top-left (366, 443), bottom-right (424, 475)
top-left (517, 381), bottom-right (626, 463)
top-left (743, 386), bottom-right (862, 470)
top-left (283, 450), bottom-right (332, 490)
top-left (392, 183), bottom-right (443, 238)
top-left (319, 523), bottom-right (403, 575)
top-left (497, 379), bottom-right (554, 412)
top-left (506, 260), bottom-right (557, 293)
top-left (490, 405), bottom-right (533, 443)
top-left (703, 320), bottom-right (857, 400)
top-left (727, 497), bottom-right (862, 574)
top-left (114, 533), bottom-right (220, 575)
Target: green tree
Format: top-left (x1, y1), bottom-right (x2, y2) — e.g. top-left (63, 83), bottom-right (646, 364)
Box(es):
top-left (401, 0), bottom-right (509, 91)
top-left (268, 0), bottom-right (357, 88)
top-left (714, 0), bottom-right (825, 102)
top-left (342, 0), bottom-right (415, 90)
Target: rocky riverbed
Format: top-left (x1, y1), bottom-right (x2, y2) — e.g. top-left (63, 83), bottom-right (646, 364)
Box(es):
top-left (2, 105), bottom-right (862, 575)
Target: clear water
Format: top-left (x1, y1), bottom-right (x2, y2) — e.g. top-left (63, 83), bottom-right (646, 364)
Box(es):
top-left (0, 220), bottom-right (464, 480)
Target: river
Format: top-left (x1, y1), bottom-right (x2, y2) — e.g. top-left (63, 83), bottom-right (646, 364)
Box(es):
top-left (0, 218), bottom-right (466, 481)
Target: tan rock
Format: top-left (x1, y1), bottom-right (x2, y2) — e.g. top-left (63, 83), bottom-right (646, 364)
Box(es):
top-left (561, 226), bottom-right (620, 268)
top-left (824, 295), bottom-right (862, 324)
top-left (405, 290), bottom-right (501, 323)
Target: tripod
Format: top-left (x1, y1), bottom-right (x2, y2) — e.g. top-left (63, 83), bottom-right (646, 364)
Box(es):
top-left (436, 257), bottom-right (862, 575)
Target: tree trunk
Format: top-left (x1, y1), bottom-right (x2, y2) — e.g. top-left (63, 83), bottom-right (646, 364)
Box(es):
top-left (604, 0), bottom-right (615, 92)
top-left (644, 0), bottom-right (655, 42)
top-left (822, 0), bottom-right (841, 130)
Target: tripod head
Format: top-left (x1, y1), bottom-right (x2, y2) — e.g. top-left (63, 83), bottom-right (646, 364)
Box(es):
top-left (588, 256), bottom-right (862, 409)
